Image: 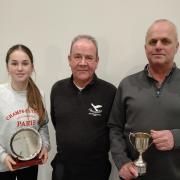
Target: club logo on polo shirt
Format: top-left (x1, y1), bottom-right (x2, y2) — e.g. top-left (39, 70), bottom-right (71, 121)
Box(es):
top-left (88, 103), bottom-right (102, 116)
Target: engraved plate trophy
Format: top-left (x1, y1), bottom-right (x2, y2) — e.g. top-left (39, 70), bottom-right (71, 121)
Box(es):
top-left (10, 128), bottom-right (43, 169)
top-left (129, 132), bottom-right (152, 175)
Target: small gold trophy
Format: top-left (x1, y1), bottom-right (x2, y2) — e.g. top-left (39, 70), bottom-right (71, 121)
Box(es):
top-left (129, 132), bottom-right (152, 175)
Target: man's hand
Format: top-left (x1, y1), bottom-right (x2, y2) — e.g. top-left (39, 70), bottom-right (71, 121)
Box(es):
top-left (151, 130), bottom-right (174, 151)
top-left (119, 162), bottom-right (138, 180)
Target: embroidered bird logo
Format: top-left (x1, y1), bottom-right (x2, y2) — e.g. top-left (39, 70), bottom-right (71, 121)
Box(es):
top-left (91, 103), bottom-right (102, 112)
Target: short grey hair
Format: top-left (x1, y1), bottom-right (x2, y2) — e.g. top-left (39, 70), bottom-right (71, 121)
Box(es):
top-left (70, 34), bottom-right (98, 57)
top-left (145, 19), bottom-right (178, 43)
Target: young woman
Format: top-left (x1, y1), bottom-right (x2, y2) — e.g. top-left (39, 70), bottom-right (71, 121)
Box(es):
top-left (0, 44), bottom-right (50, 180)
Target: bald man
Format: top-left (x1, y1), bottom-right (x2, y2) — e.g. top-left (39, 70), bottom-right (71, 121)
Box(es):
top-left (108, 19), bottom-right (180, 180)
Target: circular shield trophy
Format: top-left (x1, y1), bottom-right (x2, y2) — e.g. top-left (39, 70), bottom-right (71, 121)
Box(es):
top-left (10, 128), bottom-right (43, 169)
top-left (129, 132), bottom-right (152, 176)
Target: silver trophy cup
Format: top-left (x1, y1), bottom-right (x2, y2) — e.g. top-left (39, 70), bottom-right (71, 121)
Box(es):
top-left (129, 132), bottom-right (152, 175)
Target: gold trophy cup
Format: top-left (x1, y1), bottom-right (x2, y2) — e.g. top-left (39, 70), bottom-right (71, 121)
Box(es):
top-left (129, 132), bottom-right (152, 175)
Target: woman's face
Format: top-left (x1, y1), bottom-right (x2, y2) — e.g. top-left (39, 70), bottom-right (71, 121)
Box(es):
top-left (7, 49), bottom-right (34, 85)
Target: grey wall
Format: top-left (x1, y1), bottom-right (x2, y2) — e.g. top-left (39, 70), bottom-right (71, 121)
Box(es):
top-left (0, 0), bottom-right (180, 179)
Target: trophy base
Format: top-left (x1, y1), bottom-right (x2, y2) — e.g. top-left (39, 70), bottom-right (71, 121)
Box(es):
top-left (12, 157), bottom-right (43, 169)
top-left (134, 161), bottom-right (146, 176)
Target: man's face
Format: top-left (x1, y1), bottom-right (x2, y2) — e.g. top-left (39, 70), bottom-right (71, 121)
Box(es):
top-left (68, 39), bottom-right (99, 87)
top-left (145, 21), bottom-right (179, 67)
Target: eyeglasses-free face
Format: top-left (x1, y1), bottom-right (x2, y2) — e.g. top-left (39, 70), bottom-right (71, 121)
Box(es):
top-left (7, 49), bottom-right (34, 88)
top-left (68, 39), bottom-right (99, 88)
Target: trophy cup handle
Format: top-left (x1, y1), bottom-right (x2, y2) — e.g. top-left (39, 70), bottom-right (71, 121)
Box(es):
top-left (129, 132), bottom-right (136, 149)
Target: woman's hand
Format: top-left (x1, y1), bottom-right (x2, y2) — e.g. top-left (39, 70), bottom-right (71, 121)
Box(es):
top-left (38, 147), bottom-right (48, 164)
top-left (4, 154), bottom-right (16, 171)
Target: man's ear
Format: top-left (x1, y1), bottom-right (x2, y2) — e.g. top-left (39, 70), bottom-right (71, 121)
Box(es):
top-left (68, 55), bottom-right (71, 66)
top-left (68, 55), bottom-right (71, 61)
top-left (96, 56), bottom-right (99, 63)
top-left (144, 44), bottom-right (147, 51)
top-left (175, 42), bottom-right (179, 53)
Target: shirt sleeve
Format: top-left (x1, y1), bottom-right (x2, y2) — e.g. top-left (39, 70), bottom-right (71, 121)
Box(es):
top-left (108, 82), bottom-right (131, 170)
top-left (0, 145), bottom-right (8, 163)
top-left (171, 129), bottom-right (180, 149)
top-left (50, 85), bottom-right (56, 128)
top-left (39, 111), bottom-right (51, 151)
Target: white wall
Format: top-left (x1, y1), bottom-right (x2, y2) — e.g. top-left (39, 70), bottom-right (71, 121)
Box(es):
top-left (0, 0), bottom-right (180, 179)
